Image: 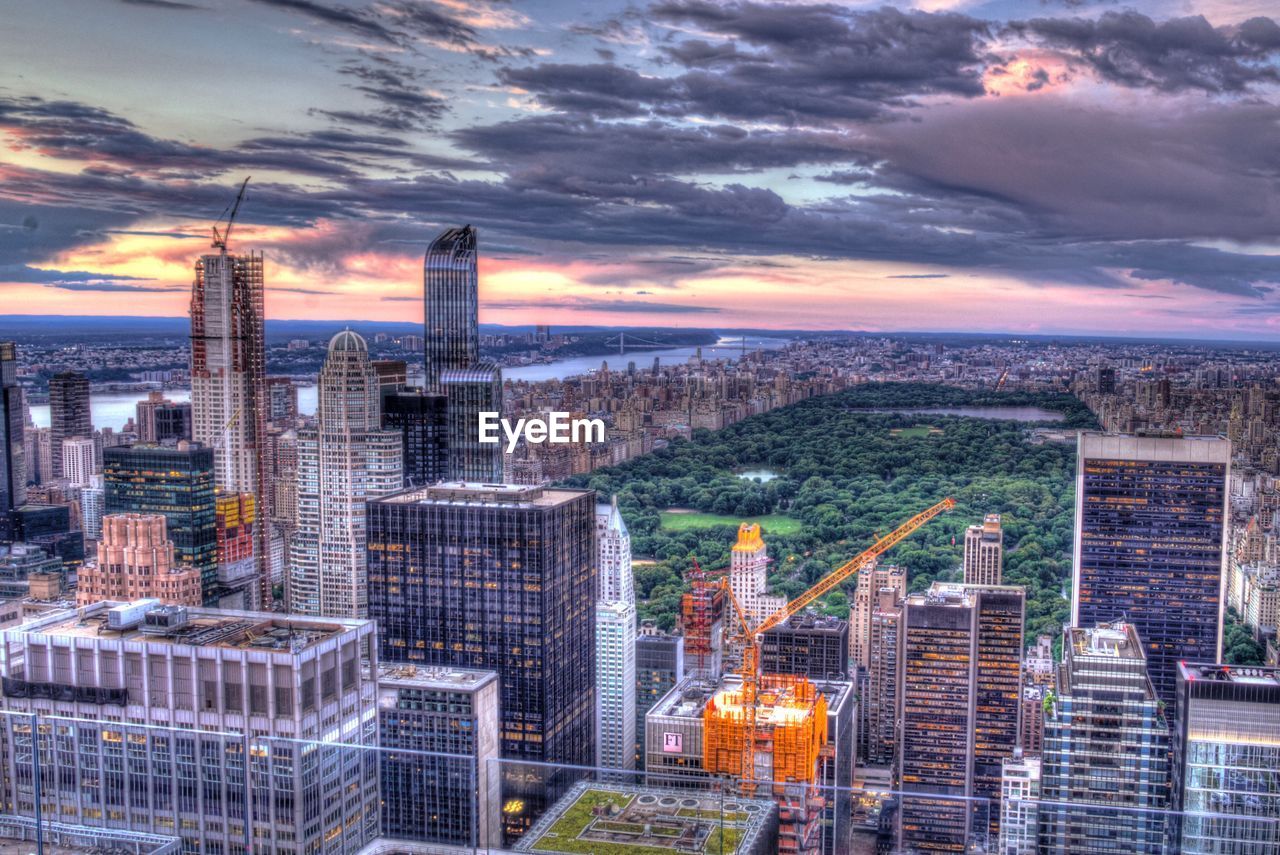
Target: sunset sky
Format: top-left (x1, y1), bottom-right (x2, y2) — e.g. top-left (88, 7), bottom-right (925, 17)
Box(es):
top-left (3, 0), bottom-right (1280, 337)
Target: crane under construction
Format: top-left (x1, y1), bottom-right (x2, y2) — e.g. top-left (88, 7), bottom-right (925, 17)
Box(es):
top-left (701, 497), bottom-right (955, 818)
top-left (211, 176), bottom-right (251, 251)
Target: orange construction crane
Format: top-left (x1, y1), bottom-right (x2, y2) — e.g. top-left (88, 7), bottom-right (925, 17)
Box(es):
top-left (712, 496), bottom-right (955, 795)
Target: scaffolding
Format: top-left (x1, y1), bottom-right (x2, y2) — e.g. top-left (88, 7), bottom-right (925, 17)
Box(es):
top-left (680, 561), bottom-right (725, 676)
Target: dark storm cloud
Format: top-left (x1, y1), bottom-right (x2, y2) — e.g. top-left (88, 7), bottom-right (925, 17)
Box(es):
top-left (313, 61), bottom-right (451, 131)
top-left (117, 0), bottom-right (203, 9)
top-left (1011, 11), bottom-right (1280, 93)
top-left (0, 95), bottom-right (464, 179)
top-left (246, 0), bottom-right (403, 45)
top-left (502, 5), bottom-right (993, 125)
top-left (454, 114), bottom-right (864, 177)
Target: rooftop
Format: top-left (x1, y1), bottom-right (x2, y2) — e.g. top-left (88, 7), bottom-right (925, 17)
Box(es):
top-left (377, 481), bottom-right (590, 509)
top-left (1070, 622), bottom-right (1144, 660)
top-left (376, 663), bottom-right (497, 692)
top-left (10, 601), bottom-right (366, 653)
top-left (515, 782), bottom-right (776, 855)
top-left (1179, 663), bottom-right (1280, 687)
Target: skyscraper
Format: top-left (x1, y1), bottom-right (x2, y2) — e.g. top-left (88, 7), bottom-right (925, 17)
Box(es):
top-left (48, 370), bottom-right (90, 480)
top-left (1038, 622), bottom-right (1170, 855)
top-left (103, 442), bottom-right (218, 604)
top-left (76, 512), bottom-right (201, 606)
top-left (424, 226), bottom-right (482, 389)
top-left (997, 750), bottom-right (1041, 855)
top-left (289, 331), bottom-right (402, 618)
top-left (897, 582), bottom-right (1025, 853)
top-left (865, 587), bottom-right (902, 766)
top-left (730, 523), bottom-right (785, 625)
top-left (366, 481), bottom-right (596, 838)
top-left (190, 246), bottom-right (267, 601)
top-left (1073, 433), bottom-right (1230, 708)
top-left (377, 665), bottom-right (502, 849)
top-left (382, 388), bottom-right (448, 487)
top-left (423, 226), bottom-right (503, 483)
top-left (849, 562), bottom-right (906, 669)
top-left (1172, 663), bottom-right (1280, 854)
top-left (0, 600), bottom-right (380, 854)
top-left (963, 513), bottom-right (1004, 586)
top-left (0, 342), bottom-right (25, 540)
top-left (595, 497), bottom-right (637, 772)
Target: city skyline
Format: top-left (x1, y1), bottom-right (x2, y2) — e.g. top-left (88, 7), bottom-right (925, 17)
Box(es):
top-left (3, 2), bottom-right (1280, 337)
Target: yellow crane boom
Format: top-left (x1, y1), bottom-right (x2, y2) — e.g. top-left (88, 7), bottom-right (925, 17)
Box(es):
top-left (713, 496), bottom-right (955, 796)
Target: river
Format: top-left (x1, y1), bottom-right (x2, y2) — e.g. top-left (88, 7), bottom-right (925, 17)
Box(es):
top-left (28, 335), bottom-right (788, 431)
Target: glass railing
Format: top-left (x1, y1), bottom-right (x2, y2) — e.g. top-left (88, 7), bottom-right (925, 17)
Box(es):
top-left (1, 707), bottom-right (1276, 854)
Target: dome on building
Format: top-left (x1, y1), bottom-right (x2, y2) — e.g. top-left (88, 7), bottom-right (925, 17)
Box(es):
top-left (328, 329), bottom-right (367, 353)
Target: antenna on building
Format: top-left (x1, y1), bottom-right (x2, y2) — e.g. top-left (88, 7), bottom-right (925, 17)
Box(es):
top-left (211, 177), bottom-right (251, 251)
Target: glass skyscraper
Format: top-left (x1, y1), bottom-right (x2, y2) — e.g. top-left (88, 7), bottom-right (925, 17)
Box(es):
top-left (1173, 662), bottom-right (1280, 854)
top-left (0, 342), bottom-right (24, 541)
top-left (1038, 622), bottom-right (1170, 855)
top-left (423, 226), bottom-right (502, 483)
top-left (366, 481), bottom-right (596, 839)
top-left (897, 582), bottom-right (1025, 853)
top-left (1073, 433), bottom-right (1231, 710)
top-left (103, 442), bottom-right (218, 603)
top-left (47, 369), bottom-right (90, 480)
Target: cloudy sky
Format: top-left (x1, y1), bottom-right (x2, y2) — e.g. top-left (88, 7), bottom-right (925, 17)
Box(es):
top-left (3, 0), bottom-right (1280, 337)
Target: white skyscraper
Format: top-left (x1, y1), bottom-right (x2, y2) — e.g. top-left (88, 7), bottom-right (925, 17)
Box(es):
top-left (289, 331), bottom-right (402, 618)
top-left (60, 436), bottom-right (97, 487)
top-left (730, 523), bottom-right (785, 625)
top-left (595, 496), bottom-right (637, 771)
top-left (79, 476), bottom-right (104, 541)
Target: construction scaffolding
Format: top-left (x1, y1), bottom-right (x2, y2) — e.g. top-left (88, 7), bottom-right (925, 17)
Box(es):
top-left (680, 561), bottom-right (725, 677)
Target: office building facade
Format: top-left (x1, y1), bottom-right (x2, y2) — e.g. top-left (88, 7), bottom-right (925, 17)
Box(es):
top-left (635, 631), bottom-right (684, 766)
top-left (366, 482), bottom-right (596, 837)
top-left (1073, 433), bottom-right (1230, 708)
top-left (761, 612), bottom-right (849, 680)
top-left (997, 751), bottom-right (1041, 855)
top-left (377, 665), bottom-right (501, 849)
top-left (103, 442), bottom-right (218, 604)
top-left (289, 331), bottom-right (402, 619)
top-left (1038, 622), bottom-right (1170, 855)
top-left (1172, 663), bottom-right (1280, 854)
top-left (0, 600), bottom-right (380, 855)
top-left (381, 388), bottom-right (447, 488)
top-left (897, 583), bottom-right (1024, 853)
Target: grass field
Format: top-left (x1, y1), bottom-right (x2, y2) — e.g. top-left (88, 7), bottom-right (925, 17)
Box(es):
top-left (659, 511), bottom-right (804, 536)
top-left (889, 425), bottom-right (936, 439)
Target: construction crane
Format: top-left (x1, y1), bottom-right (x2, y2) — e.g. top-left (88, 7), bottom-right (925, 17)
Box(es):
top-left (714, 496), bottom-right (955, 795)
top-left (211, 176), bottom-right (251, 251)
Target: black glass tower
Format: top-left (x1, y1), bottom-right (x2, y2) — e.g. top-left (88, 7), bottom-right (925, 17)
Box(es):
top-left (0, 342), bottom-right (24, 541)
top-left (103, 442), bottom-right (218, 603)
top-left (367, 482), bottom-right (596, 840)
top-left (423, 226), bottom-right (502, 483)
top-left (1073, 433), bottom-right (1230, 710)
top-left (381, 388), bottom-right (448, 488)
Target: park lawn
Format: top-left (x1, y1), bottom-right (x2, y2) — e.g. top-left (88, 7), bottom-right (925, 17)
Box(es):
top-left (659, 511), bottom-right (804, 536)
top-left (889, 425), bottom-right (936, 439)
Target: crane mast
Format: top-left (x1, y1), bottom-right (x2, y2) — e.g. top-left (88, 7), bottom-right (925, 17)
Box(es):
top-left (715, 496), bottom-right (955, 795)
top-left (211, 176), bottom-right (251, 251)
